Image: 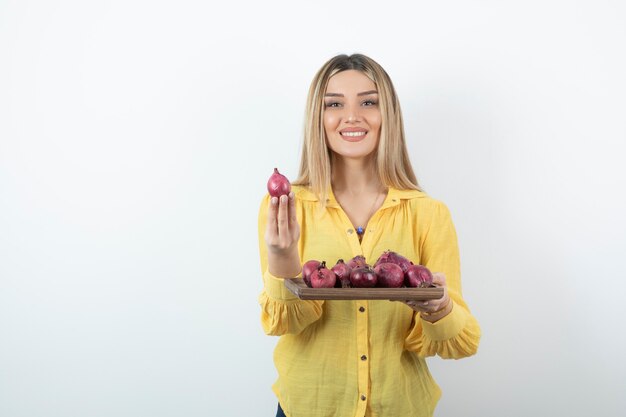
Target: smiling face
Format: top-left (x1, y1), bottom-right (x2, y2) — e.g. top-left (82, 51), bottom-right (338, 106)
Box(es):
top-left (323, 70), bottom-right (382, 160)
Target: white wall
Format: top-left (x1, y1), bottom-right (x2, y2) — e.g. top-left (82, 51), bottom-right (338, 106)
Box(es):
top-left (1, 1), bottom-right (625, 416)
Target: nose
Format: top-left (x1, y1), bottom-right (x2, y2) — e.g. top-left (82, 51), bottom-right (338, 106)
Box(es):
top-left (345, 105), bottom-right (362, 123)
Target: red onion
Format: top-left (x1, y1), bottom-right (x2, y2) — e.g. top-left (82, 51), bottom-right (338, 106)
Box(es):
top-left (310, 261), bottom-right (337, 288)
top-left (331, 259), bottom-right (352, 288)
top-left (374, 250), bottom-right (413, 273)
top-left (350, 266), bottom-right (378, 288)
top-left (347, 255), bottom-right (368, 270)
top-left (302, 259), bottom-right (321, 287)
top-left (373, 262), bottom-right (404, 288)
top-left (405, 264), bottom-right (433, 288)
top-left (267, 168), bottom-right (291, 198)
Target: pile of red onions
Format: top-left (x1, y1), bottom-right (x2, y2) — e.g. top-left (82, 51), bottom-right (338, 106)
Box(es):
top-left (301, 251), bottom-right (433, 289)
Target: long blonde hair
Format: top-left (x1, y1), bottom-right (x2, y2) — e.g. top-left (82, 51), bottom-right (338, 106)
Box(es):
top-left (293, 53), bottom-right (420, 203)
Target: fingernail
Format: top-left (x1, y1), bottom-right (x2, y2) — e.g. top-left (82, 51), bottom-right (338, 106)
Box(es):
top-left (289, 192), bottom-right (295, 200)
top-left (280, 195), bottom-right (287, 204)
top-left (271, 197), bottom-right (278, 205)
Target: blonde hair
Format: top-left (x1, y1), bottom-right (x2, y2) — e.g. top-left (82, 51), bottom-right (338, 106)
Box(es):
top-left (293, 53), bottom-right (420, 203)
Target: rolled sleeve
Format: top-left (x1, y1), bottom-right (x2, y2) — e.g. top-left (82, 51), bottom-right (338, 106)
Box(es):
top-left (263, 270), bottom-right (301, 301)
top-left (420, 302), bottom-right (467, 341)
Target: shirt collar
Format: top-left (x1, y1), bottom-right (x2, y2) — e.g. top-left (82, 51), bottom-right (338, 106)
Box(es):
top-left (293, 185), bottom-right (426, 208)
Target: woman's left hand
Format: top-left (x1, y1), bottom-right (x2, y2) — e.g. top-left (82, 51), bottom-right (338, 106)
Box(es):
top-left (402, 272), bottom-right (452, 322)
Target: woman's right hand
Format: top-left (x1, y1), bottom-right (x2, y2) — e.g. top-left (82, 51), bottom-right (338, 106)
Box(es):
top-left (265, 192), bottom-right (302, 278)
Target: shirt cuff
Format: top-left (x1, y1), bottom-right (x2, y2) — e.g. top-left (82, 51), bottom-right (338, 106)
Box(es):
top-left (263, 270), bottom-right (300, 301)
top-left (420, 301), bottom-right (468, 341)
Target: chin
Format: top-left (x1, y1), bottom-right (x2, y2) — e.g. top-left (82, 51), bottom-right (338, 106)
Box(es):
top-left (333, 149), bottom-right (376, 160)
top-left (329, 142), bottom-right (377, 159)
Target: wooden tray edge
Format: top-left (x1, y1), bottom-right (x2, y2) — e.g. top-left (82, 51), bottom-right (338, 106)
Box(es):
top-left (283, 278), bottom-right (443, 301)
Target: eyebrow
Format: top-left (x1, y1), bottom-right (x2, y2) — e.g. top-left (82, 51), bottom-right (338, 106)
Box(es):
top-left (324, 90), bottom-right (379, 97)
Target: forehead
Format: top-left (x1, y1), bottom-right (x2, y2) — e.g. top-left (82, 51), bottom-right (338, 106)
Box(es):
top-left (326, 70), bottom-right (377, 93)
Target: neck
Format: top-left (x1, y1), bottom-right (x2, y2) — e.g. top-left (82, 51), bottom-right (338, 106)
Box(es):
top-left (331, 155), bottom-right (383, 195)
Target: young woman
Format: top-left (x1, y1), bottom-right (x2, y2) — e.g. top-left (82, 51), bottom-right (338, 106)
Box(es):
top-left (258, 54), bottom-right (481, 417)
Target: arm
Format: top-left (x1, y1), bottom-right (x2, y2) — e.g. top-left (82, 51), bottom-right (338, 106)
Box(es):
top-left (404, 200), bottom-right (481, 359)
top-left (257, 192), bottom-right (324, 336)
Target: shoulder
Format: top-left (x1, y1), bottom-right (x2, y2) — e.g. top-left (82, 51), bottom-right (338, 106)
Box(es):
top-left (391, 188), bottom-right (445, 208)
top-left (392, 188), bottom-right (454, 221)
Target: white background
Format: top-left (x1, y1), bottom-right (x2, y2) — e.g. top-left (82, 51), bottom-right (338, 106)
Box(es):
top-left (1, 1), bottom-right (625, 416)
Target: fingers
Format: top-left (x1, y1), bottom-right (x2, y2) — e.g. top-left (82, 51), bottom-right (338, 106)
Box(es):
top-left (404, 300), bottom-right (429, 309)
top-left (430, 272), bottom-right (449, 305)
top-left (288, 192), bottom-right (297, 227)
top-left (266, 196), bottom-right (279, 235)
top-left (432, 272), bottom-right (447, 287)
top-left (277, 194), bottom-right (289, 237)
top-left (404, 298), bottom-right (448, 314)
top-left (266, 193), bottom-right (298, 249)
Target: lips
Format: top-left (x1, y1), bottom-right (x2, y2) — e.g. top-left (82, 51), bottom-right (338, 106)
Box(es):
top-left (339, 128), bottom-right (368, 142)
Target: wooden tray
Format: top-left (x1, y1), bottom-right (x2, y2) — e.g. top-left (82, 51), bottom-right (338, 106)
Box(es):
top-left (284, 278), bottom-right (444, 301)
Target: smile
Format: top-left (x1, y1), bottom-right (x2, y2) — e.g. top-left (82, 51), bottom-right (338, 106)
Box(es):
top-left (341, 131), bottom-right (367, 137)
top-left (339, 130), bottom-right (368, 142)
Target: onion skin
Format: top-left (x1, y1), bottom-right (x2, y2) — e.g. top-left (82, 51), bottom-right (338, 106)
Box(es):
top-left (267, 168), bottom-right (291, 198)
top-left (374, 250), bottom-right (413, 273)
top-left (302, 260), bottom-right (321, 287)
top-left (373, 262), bottom-right (404, 288)
top-left (350, 266), bottom-right (378, 288)
top-left (347, 255), bottom-right (368, 270)
top-left (310, 262), bottom-right (337, 288)
top-left (405, 264), bottom-right (434, 288)
top-left (331, 259), bottom-right (352, 288)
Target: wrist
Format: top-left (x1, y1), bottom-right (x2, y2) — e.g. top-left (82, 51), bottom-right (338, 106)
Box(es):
top-left (420, 300), bottom-right (453, 323)
top-left (267, 249), bottom-right (302, 278)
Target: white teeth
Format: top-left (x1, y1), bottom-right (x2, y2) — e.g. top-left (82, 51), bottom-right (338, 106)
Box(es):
top-left (341, 131), bottom-right (366, 137)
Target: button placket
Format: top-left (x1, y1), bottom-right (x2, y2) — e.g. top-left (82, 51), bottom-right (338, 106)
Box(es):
top-left (355, 299), bottom-right (369, 411)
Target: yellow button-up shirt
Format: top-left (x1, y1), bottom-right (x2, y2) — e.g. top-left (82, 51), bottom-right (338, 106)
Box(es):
top-left (258, 185), bottom-right (481, 417)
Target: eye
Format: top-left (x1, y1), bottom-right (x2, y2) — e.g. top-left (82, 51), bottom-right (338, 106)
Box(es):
top-left (324, 101), bottom-right (342, 108)
top-left (362, 99), bottom-right (378, 106)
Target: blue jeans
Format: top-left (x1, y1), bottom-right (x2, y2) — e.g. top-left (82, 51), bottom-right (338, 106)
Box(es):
top-left (276, 403), bottom-right (286, 417)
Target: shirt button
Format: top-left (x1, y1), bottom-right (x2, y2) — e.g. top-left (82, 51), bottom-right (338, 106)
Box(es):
top-left (361, 355), bottom-right (367, 361)
top-left (347, 229), bottom-right (353, 234)
top-left (361, 394), bottom-right (367, 401)
top-left (359, 306), bottom-right (365, 312)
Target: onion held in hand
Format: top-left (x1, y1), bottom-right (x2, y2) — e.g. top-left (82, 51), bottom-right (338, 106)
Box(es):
top-left (405, 264), bottom-right (433, 288)
top-left (267, 168), bottom-right (291, 197)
